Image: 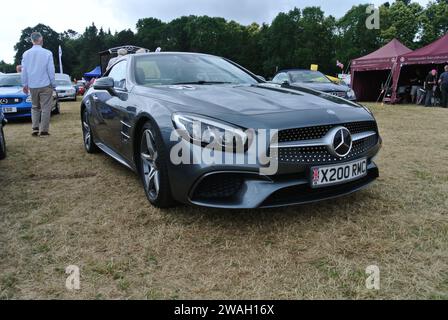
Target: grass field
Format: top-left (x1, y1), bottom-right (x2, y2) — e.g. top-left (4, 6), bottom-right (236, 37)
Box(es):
top-left (0, 101), bottom-right (447, 299)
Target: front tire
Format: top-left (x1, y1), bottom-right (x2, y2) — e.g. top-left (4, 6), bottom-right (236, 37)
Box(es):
top-left (138, 121), bottom-right (175, 208)
top-left (82, 108), bottom-right (99, 153)
top-left (0, 126), bottom-right (6, 160)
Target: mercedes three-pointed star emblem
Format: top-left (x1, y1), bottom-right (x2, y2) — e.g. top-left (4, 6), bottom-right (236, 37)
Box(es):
top-left (328, 127), bottom-right (352, 157)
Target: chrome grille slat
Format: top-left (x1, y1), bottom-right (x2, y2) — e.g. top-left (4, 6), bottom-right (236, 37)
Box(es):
top-left (274, 121), bottom-right (378, 164)
top-left (278, 121), bottom-right (377, 143)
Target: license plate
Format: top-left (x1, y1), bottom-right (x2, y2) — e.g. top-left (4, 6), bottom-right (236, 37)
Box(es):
top-left (311, 158), bottom-right (367, 188)
top-left (3, 107), bottom-right (17, 113)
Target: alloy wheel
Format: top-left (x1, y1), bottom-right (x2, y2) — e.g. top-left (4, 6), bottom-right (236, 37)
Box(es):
top-left (141, 129), bottom-right (160, 200)
top-left (82, 111), bottom-right (91, 148)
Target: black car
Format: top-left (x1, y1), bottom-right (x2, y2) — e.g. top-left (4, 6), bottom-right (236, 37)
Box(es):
top-left (272, 69), bottom-right (357, 101)
top-left (81, 52), bottom-right (381, 209)
top-left (0, 108), bottom-right (6, 159)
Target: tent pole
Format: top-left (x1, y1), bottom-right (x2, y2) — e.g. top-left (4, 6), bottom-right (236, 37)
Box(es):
top-left (376, 69), bottom-right (393, 103)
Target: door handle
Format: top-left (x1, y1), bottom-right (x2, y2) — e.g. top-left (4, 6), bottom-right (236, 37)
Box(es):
top-left (92, 94), bottom-right (99, 102)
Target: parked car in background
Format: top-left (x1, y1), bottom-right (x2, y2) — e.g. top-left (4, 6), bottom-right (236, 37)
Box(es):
top-left (0, 108), bottom-right (6, 159)
top-left (272, 69), bottom-right (357, 101)
top-left (55, 74), bottom-right (76, 101)
top-left (75, 81), bottom-right (86, 96)
top-left (0, 73), bottom-right (60, 120)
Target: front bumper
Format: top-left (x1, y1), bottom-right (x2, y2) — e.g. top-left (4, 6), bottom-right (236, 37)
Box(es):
top-left (1, 102), bottom-right (32, 119)
top-left (167, 138), bottom-right (381, 209)
top-left (57, 92), bottom-right (76, 100)
top-left (1, 101), bottom-right (59, 120)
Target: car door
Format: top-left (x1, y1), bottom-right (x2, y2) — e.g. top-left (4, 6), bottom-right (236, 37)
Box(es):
top-left (94, 60), bottom-right (129, 153)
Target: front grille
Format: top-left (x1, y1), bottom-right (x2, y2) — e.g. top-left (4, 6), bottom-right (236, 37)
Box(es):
top-left (274, 121), bottom-right (379, 165)
top-left (0, 98), bottom-right (23, 105)
top-left (192, 173), bottom-right (244, 200)
top-left (278, 121), bottom-right (377, 143)
top-left (274, 134), bottom-right (378, 164)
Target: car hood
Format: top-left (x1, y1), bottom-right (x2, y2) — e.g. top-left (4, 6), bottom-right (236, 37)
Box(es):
top-left (291, 82), bottom-right (350, 93)
top-left (0, 86), bottom-right (26, 97)
top-left (134, 83), bottom-right (372, 129)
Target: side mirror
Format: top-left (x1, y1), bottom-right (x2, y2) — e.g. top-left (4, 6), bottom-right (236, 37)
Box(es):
top-left (94, 77), bottom-right (117, 95)
top-left (257, 75), bottom-right (266, 82)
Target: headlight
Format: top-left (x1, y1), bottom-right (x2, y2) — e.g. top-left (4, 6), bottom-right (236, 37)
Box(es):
top-left (172, 113), bottom-right (248, 151)
top-left (346, 89), bottom-right (356, 99)
top-left (26, 96), bottom-right (32, 103)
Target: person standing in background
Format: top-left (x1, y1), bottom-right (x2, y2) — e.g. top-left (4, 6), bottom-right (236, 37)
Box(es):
top-left (439, 65), bottom-right (448, 108)
top-left (21, 32), bottom-right (56, 137)
top-left (16, 65), bottom-right (22, 73)
top-left (409, 70), bottom-right (423, 104)
top-left (424, 69), bottom-right (438, 107)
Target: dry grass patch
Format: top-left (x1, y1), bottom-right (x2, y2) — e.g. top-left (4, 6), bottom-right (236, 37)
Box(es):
top-left (0, 101), bottom-right (447, 299)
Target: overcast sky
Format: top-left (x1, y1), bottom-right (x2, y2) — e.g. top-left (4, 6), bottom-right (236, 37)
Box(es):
top-left (1, 0), bottom-right (430, 63)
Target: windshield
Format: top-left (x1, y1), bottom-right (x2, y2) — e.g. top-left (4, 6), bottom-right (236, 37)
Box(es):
top-left (55, 80), bottom-right (72, 86)
top-left (134, 54), bottom-right (258, 86)
top-left (0, 75), bottom-right (22, 87)
top-left (289, 70), bottom-right (331, 84)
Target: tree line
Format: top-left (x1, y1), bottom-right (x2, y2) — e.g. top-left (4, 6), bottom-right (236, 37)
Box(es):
top-left (1, 0), bottom-right (447, 78)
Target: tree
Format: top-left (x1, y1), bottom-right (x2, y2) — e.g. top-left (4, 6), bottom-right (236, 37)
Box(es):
top-left (0, 60), bottom-right (15, 73)
top-left (10, 1), bottom-right (448, 80)
top-left (335, 4), bottom-right (381, 68)
top-left (380, 1), bottom-right (423, 49)
top-left (136, 18), bottom-right (166, 50)
top-left (14, 24), bottom-right (61, 68)
top-left (420, 0), bottom-right (448, 44)
top-left (260, 8), bottom-right (303, 75)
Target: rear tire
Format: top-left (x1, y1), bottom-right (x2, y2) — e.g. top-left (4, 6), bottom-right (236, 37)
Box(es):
top-left (82, 108), bottom-right (99, 153)
top-left (52, 102), bottom-right (60, 115)
top-left (138, 121), bottom-right (176, 208)
top-left (0, 126), bottom-right (6, 160)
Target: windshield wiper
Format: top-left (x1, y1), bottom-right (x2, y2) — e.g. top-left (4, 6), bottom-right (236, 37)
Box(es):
top-left (172, 81), bottom-right (234, 85)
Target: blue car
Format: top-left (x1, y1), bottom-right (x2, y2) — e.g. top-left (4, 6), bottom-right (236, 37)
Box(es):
top-left (0, 107), bottom-right (6, 159)
top-left (0, 73), bottom-right (60, 120)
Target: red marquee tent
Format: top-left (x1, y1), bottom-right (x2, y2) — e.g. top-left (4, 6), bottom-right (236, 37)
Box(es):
top-left (391, 33), bottom-right (448, 103)
top-left (351, 39), bottom-right (412, 101)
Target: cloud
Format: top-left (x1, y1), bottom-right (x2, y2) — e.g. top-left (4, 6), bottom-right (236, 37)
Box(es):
top-left (1, 0), bottom-right (431, 64)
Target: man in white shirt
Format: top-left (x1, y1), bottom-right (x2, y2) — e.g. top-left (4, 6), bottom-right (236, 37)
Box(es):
top-left (21, 32), bottom-right (56, 136)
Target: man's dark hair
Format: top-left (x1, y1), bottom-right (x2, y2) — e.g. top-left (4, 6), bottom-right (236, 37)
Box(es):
top-left (30, 32), bottom-right (43, 43)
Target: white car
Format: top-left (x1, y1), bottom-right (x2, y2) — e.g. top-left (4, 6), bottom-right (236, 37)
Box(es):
top-left (55, 78), bottom-right (76, 101)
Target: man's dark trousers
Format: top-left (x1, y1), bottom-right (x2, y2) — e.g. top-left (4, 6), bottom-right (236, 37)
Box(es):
top-left (441, 85), bottom-right (448, 108)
